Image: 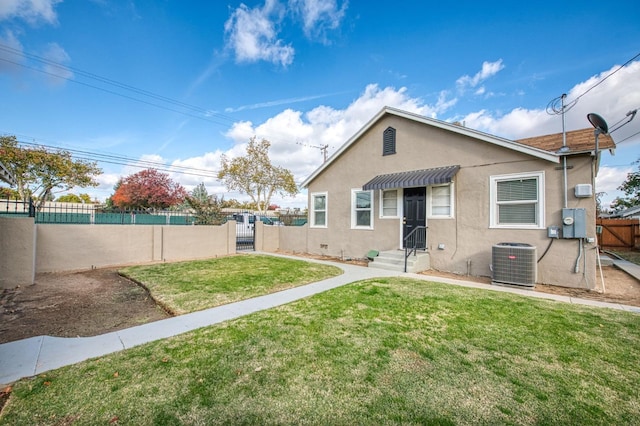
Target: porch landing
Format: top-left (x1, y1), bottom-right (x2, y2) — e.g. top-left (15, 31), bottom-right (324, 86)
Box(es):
top-left (368, 250), bottom-right (430, 273)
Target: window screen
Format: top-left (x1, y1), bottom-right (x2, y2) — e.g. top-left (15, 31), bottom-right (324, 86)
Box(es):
top-left (496, 178), bottom-right (538, 225)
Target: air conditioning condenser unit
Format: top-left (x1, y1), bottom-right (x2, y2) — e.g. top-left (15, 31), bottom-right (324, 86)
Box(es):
top-left (492, 243), bottom-right (537, 288)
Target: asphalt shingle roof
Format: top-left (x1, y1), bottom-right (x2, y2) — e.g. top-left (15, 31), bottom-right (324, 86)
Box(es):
top-left (515, 128), bottom-right (615, 154)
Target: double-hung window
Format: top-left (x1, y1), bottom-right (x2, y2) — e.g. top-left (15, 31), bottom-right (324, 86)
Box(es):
top-left (352, 189), bottom-right (373, 229)
top-left (310, 192), bottom-right (327, 228)
top-left (490, 172), bottom-right (544, 229)
top-left (427, 184), bottom-right (454, 218)
top-left (380, 189), bottom-right (399, 218)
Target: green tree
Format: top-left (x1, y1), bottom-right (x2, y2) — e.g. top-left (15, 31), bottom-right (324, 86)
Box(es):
top-left (0, 135), bottom-right (102, 209)
top-left (217, 137), bottom-right (298, 213)
top-left (184, 183), bottom-right (225, 225)
top-left (610, 159), bottom-right (640, 212)
top-left (0, 187), bottom-right (20, 199)
top-left (56, 193), bottom-right (93, 203)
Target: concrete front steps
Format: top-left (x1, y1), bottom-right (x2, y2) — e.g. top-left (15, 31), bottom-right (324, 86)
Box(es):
top-left (368, 249), bottom-right (430, 273)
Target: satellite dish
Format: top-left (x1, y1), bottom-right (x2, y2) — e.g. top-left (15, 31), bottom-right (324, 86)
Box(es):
top-left (587, 113), bottom-right (609, 134)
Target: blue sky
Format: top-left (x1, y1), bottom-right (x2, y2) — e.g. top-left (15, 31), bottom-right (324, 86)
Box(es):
top-left (1, 0), bottom-right (639, 209)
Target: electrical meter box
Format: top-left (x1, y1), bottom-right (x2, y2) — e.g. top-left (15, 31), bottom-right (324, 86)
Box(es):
top-left (562, 208), bottom-right (586, 239)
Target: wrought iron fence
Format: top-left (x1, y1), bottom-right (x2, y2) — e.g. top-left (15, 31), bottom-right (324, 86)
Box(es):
top-left (0, 198), bottom-right (308, 226)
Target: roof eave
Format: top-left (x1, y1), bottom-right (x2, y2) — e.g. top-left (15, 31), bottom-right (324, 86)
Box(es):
top-left (301, 106), bottom-right (561, 188)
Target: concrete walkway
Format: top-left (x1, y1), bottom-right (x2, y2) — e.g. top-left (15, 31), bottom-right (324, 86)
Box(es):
top-left (1, 253), bottom-right (639, 386)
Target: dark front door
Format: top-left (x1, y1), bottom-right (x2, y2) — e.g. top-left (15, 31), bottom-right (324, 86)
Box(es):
top-left (403, 187), bottom-right (426, 249)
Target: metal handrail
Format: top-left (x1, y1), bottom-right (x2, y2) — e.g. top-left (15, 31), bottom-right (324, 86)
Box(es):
top-left (404, 226), bottom-right (427, 272)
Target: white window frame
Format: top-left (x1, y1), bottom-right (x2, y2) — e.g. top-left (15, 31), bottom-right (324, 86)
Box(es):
top-left (427, 183), bottom-right (454, 219)
top-left (310, 192), bottom-right (328, 228)
top-left (490, 171), bottom-right (545, 229)
top-left (379, 189), bottom-right (400, 218)
top-left (351, 189), bottom-right (374, 229)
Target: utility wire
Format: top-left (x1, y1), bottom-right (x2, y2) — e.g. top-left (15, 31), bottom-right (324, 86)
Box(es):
top-left (0, 56), bottom-right (233, 126)
top-left (547, 51), bottom-right (640, 115)
top-left (0, 43), bottom-right (241, 126)
top-left (0, 43), bottom-right (333, 159)
top-left (615, 130), bottom-right (640, 145)
top-left (14, 139), bottom-right (219, 175)
top-left (0, 44), bottom-right (227, 118)
top-left (10, 138), bottom-right (221, 178)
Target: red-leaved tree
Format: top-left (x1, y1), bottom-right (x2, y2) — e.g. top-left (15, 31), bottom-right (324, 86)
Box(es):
top-left (111, 169), bottom-right (187, 210)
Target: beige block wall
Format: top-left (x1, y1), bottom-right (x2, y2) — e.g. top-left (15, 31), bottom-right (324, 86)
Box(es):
top-left (160, 225), bottom-right (234, 261)
top-left (277, 225), bottom-right (309, 254)
top-left (305, 114), bottom-right (599, 289)
top-left (0, 217), bottom-right (36, 288)
top-left (255, 222), bottom-right (280, 252)
top-left (35, 222), bottom-right (234, 273)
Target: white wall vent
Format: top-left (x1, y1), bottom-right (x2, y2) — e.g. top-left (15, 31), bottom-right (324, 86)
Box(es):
top-left (492, 243), bottom-right (537, 287)
top-left (575, 184), bottom-right (593, 198)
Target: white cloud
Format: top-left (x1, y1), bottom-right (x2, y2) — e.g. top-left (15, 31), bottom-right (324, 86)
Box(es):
top-left (0, 0), bottom-right (61, 25)
top-left (222, 0), bottom-right (347, 68)
top-left (224, 1), bottom-right (295, 66)
top-left (456, 59), bottom-right (505, 93)
top-left (41, 42), bottom-right (73, 86)
top-left (109, 61), bottom-right (639, 209)
top-left (290, 0), bottom-right (347, 42)
top-left (459, 61), bottom-right (640, 142)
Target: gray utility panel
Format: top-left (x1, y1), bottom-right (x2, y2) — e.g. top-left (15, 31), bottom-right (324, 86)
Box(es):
top-left (561, 208), bottom-right (586, 239)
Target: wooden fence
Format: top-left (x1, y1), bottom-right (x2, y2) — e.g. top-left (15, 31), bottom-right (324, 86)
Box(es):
top-left (596, 218), bottom-right (640, 249)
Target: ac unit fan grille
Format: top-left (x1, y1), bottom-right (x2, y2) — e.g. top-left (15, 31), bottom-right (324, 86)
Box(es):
top-left (492, 244), bottom-right (537, 287)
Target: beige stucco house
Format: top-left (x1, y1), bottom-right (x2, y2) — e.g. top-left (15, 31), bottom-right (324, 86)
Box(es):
top-left (300, 106), bottom-right (615, 289)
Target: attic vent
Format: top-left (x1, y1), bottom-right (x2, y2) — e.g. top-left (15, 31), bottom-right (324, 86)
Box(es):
top-left (383, 127), bottom-right (396, 156)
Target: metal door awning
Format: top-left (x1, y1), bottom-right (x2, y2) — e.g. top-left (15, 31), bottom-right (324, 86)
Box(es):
top-left (362, 165), bottom-right (460, 190)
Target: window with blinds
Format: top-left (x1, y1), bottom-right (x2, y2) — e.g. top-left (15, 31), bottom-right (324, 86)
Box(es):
top-left (383, 127), bottom-right (396, 156)
top-left (490, 172), bottom-right (544, 228)
top-left (381, 189), bottom-right (398, 217)
top-left (428, 184), bottom-right (453, 217)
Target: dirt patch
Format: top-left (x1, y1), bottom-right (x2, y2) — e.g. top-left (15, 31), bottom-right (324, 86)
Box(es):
top-left (417, 265), bottom-right (640, 307)
top-left (0, 268), bottom-right (170, 345)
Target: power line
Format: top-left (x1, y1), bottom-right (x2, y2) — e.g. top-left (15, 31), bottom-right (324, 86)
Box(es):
top-left (547, 51), bottom-right (640, 115)
top-left (15, 139), bottom-right (219, 175)
top-left (0, 43), bottom-right (238, 126)
top-left (8, 137), bottom-right (221, 179)
top-left (0, 44), bottom-right (217, 115)
top-left (615, 129), bottom-right (640, 145)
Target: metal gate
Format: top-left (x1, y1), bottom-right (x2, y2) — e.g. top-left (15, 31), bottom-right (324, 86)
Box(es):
top-left (234, 213), bottom-right (256, 251)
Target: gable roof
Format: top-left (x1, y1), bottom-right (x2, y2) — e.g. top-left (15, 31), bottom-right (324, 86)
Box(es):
top-left (516, 128), bottom-right (615, 154)
top-left (302, 106), bottom-right (560, 188)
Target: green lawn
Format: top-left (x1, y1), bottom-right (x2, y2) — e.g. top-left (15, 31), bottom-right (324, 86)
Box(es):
top-left (2, 277), bottom-right (639, 425)
top-left (119, 254), bottom-right (343, 314)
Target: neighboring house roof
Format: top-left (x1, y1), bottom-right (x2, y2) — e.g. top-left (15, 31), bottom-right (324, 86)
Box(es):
top-left (605, 205), bottom-right (640, 219)
top-left (516, 128), bottom-right (615, 155)
top-left (0, 161), bottom-right (16, 186)
top-left (302, 106), bottom-right (561, 188)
